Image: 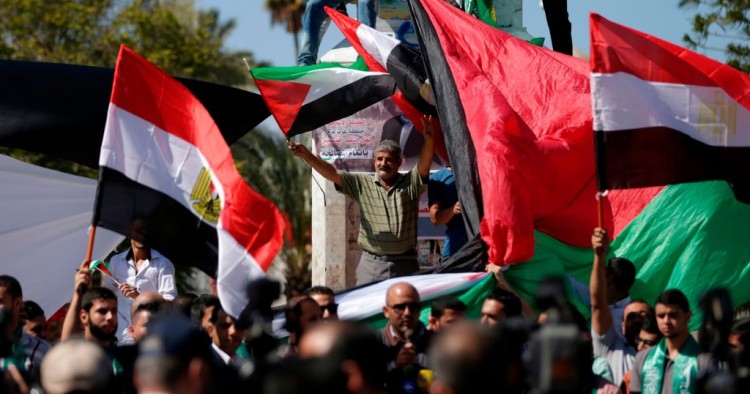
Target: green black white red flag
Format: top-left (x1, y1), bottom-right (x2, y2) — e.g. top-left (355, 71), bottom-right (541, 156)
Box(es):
top-left (95, 46), bottom-right (285, 317)
top-left (251, 58), bottom-right (396, 138)
top-left (590, 13), bottom-right (750, 202)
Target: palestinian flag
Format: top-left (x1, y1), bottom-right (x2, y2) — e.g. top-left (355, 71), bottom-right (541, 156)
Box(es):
top-left (324, 7), bottom-right (450, 164)
top-left (273, 272), bottom-right (496, 337)
top-left (250, 58), bottom-right (397, 138)
top-left (408, 0), bottom-right (595, 265)
top-left (590, 13), bottom-right (750, 203)
top-left (409, 0), bottom-right (750, 329)
top-left (89, 259), bottom-right (114, 278)
top-left (0, 60), bottom-right (269, 169)
top-left (95, 46), bottom-right (285, 318)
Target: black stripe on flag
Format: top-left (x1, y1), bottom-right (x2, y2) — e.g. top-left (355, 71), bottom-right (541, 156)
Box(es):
top-left (407, 0), bottom-right (483, 237)
top-left (407, 0), bottom-right (487, 268)
top-left (93, 167), bottom-right (219, 276)
top-left (600, 127), bottom-right (750, 203)
top-left (287, 73), bottom-right (397, 137)
top-left (384, 44), bottom-right (438, 116)
top-left (0, 61), bottom-right (270, 169)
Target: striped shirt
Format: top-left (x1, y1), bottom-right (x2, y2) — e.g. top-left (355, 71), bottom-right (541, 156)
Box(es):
top-left (337, 167), bottom-right (426, 255)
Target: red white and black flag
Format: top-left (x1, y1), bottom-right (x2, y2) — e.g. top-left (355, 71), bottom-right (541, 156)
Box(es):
top-left (325, 6), bottom-right (450, 163)
top-left (407, 0), bottom-right (594, 265)
top-left (590, 13), bottom-right (750, 202)
top-left (94, 46), bottom-right (285, 317)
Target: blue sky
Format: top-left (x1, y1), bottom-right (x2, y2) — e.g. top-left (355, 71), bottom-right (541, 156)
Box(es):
top-left (196, 0), bottom-right (722, 67)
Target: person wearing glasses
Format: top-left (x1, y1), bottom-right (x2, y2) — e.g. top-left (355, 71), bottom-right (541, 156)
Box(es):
top-left (304, 286), bottom-right (339, 321)
top-left (376, 282), bottom-right (429, 391)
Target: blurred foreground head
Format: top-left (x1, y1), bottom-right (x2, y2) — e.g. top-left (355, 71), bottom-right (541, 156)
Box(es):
top-left (428, 321), bottom-right (514, 394)
top-left (135, 312), bottom-right (213, 394)
top-left (41, 340), bottom-right (115, 394)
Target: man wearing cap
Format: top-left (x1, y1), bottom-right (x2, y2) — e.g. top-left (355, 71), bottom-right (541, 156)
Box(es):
top-left (135, 313), bottom-right (215, 394)
top-left (290, 117), bottom-right (435, 285)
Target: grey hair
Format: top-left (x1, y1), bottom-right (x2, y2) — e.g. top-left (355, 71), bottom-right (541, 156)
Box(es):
top-left (374, 139), bottom-right (401, 157)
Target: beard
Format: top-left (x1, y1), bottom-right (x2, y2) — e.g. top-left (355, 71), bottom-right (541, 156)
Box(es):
top-left (88, 321), bottom-right (117, 342)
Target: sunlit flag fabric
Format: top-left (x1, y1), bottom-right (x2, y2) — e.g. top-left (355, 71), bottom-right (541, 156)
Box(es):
top-left (590, 13), bottom-right (750, 202)
top-left (408, 0), bottom-right (750, 329)
top-left (251, 58), bottom-right (396, 139)
top-left (94, 46), bottom-right (285, 317)
top-left (407, 0), bottom-right (595, 265)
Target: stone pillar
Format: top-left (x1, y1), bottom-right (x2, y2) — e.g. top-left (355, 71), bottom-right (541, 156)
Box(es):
top-left (494, 0), bottom-right (533, 40)
top-left (311, 0), bottom-right (530, 291)
top-left (310, 170), bottom-right (351, 291)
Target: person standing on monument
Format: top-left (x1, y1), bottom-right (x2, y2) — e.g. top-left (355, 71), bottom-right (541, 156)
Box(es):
top-left (297, 0), bottom-right (377, 66)
top-left (289, 116), bottom-right (435, 285)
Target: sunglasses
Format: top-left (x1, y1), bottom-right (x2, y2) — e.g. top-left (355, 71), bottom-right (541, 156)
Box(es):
top-left (388, 302), bottom-right (421, 314)
top-left (320, 303), bottom-right (338, 314)
top-left (636, 338), bottom-right (658, 347)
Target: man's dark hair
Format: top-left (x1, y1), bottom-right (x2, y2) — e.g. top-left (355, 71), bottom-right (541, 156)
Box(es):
top-left (731, 317), bottom-right (750, 349)
top-left (485, 288), bottom-right (522, 318)
top-left (0, 275), bottom-right (22, 300)
top-left (655, 289), bottom-right (690, 313)
top-left (303, 286), bottom-right (335, 298)
top-left (328, 321), bottom-right (387, 388)
top-left (21, 300), bottom-right (44, 321)
top-left (607, 257), bottom-right (636, 294)
top-left (82, 287), bottom-right (117, 313)
top-left (641, 314), bottom-right (660, 335)
top-left (624, 312), bottom-right (646, 349)
top-left (190, 294), bottom-right (220, 324)
top-left (172, 293), bottom-right (197, 318)
top-left (431, 295), bottom-right (467, 319)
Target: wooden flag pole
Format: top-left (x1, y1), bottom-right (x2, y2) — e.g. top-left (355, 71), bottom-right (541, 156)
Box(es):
top-left (596, 191), bottom-right (607, 229)
top-left (84, 225), bottom-right (97, 268)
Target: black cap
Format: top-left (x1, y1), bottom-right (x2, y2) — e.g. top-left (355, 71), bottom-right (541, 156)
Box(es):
top-left (139, 310), bottom-right (212, 360)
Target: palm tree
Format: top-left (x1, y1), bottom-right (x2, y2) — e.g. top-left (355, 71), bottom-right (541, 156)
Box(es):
top-left (231, 129), bottom-right (313, 297)
top-left (264, 0), bottom-right (306, 61)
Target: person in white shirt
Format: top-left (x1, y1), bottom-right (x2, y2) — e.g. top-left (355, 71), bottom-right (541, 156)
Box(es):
top-left (105, 238), bottom-right (177, 343)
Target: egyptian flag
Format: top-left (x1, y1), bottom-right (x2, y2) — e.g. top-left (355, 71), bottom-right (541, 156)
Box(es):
top-left (0, 61), bottom-right (270, 169)
top-left (590, 13), bottom-right (750, 202)
top-left (94, 46), bottom-right (285, 317)
top-left (251, 58), bottom-right (396, 138)
top-left (324, 7), bottom-right (450, 163)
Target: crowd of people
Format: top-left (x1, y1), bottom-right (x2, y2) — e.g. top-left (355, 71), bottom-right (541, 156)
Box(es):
top-left (0, 224), bottom-right (747, 394)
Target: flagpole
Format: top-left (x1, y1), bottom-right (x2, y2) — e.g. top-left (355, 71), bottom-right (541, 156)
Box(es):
top-left (84, 225), bottom-right (97, 268)
top-left (596, 192), bottom-right (606, 228)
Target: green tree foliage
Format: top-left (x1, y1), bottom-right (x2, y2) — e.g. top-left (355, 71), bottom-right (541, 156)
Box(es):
top-left (265, 0), bottom-right (306, 59)
top-left (679, 0), bottom-right (750, 73)
top-left (232, 131), bottom-right (313, 297)
top-left (0, 0), bottom-right (284, 293)
top-left (0, 0), bottom-right (260, 84)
